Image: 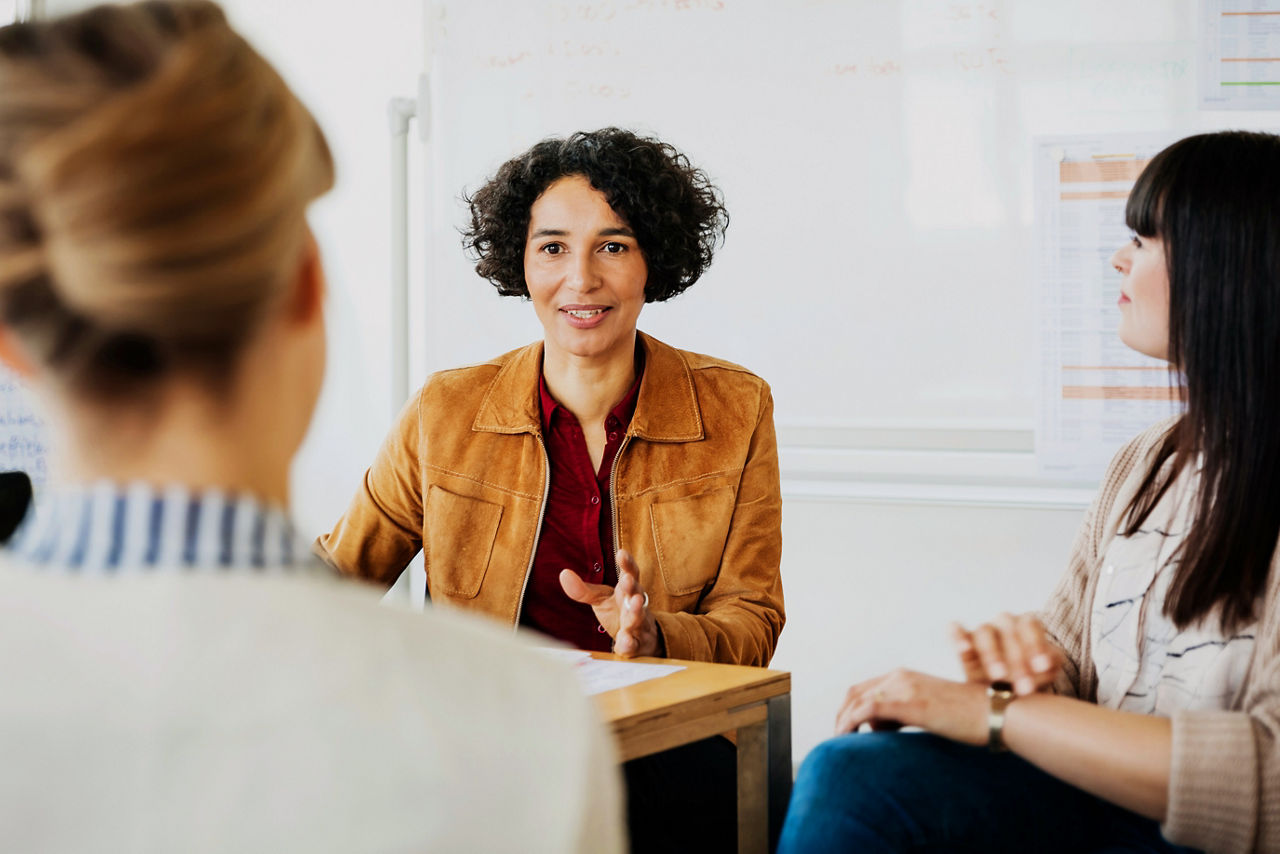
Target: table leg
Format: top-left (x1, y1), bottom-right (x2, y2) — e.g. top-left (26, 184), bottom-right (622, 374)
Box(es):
top-left (767, 694), bottom-right (792, 853)
top-left (736, 718), bottom-right (768, 854)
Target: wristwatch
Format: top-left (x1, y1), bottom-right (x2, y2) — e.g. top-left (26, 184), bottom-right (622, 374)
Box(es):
top-left (987, 680), bottom-right (1015, 752)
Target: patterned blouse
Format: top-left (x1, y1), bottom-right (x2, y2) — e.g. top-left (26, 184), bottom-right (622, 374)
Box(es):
top-left (1092, 465), bottom-right (1257, 714)
top-left (4, 481), bottom-right (324, 575)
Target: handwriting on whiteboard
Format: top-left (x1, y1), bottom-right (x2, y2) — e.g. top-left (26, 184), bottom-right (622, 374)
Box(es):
top-left (553, 0), bottom-right (725, 21)
top-left (0, 368), bottom-right (47, 485)
top-left (954, 47), bottom-right (1012, 74)
top-left (944, 2), bottom-right (1000, 23)
top-left (830, 58), bottom-right (903, 77)
top-left (485, 40), bottom-right (623, 69)
top-left (827, 49), bottom-right (1011, 79)
top-left (519, 80), bottom-right (632, 100)
top-left (475, 0), bottom-right (1018, 90)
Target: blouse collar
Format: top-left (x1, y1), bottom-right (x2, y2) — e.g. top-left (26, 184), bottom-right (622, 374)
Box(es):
top-left (4, 481), bottom-right (328, 576)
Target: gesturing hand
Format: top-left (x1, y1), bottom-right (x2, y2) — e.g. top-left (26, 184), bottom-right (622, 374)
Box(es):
top-left (950, 613), bottom-right (1064, 696)
top-left (834, 669), bottom-right (989, 746)
top-left (559, 548), bottom-right (660, 658)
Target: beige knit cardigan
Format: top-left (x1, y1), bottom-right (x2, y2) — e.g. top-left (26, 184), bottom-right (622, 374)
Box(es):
top-left (1041, 416), bottom-right (1280, 854)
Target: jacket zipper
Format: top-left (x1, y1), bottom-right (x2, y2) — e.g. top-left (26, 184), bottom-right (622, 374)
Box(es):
top-left (516, 430), bottom-right (629, 628)
top-left (513, 433), bottom-right (551, 629)
top-left (609, 434), bottom-right (632, 562)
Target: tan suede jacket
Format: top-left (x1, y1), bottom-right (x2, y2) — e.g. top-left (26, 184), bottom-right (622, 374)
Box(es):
top-left (317, 332), bottom-right (785, 666)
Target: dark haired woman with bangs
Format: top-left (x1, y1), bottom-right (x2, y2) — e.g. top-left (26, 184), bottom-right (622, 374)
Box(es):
top-left (777, 130), bottom-right (1280, 854)
top-left (319, 127), bottom-right (784, 854)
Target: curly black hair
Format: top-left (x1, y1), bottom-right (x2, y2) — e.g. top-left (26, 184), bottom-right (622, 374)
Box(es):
top-left (463, 127), bottom-right (728, 303)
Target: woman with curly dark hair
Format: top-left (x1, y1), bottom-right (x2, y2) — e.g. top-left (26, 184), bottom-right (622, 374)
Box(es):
top-left (318, 127), bottom-right (783, 853)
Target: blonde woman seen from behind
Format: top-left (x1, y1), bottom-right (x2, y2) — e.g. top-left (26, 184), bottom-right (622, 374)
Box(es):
top-left (0, 4), bottom-right (623, 852)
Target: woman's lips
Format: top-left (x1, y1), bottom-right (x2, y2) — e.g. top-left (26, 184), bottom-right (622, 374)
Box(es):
top-left (560, 305), bottom-right (611, 329)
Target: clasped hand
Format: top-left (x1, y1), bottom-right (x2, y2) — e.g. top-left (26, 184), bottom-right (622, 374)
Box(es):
top-left (834, 612), bottom-right (1066, 745)
top-left (559, 548), bottom-right (659, 658)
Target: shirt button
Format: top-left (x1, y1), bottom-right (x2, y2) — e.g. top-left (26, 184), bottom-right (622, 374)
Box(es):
top-left (590, 495), bottom-right (600, 505)
top-left (593, 562), bottom-right (601, 573)
top-left (608, 432), bottom-right (618, 441)
top-left (597, 625), bottom-right (607, 633)
top-left (1104, 564), bottom-right (1115, 575)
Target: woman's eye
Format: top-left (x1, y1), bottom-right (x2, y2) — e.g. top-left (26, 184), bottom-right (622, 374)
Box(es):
top-left (1131, 235), bottom-right (1143, 249)
top-left (602, 242), bottom-right (625, 254)
top-left (542, 243), bottom-right (563, 255)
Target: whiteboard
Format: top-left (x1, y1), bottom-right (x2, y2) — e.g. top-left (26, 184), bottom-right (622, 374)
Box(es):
top-left (419, 0), bottom-right (1280, 448)
top-left (0, 367), bottom-right (46, 486)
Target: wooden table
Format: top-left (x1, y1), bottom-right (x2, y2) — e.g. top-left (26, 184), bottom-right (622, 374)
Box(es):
top-left (591, 653), bottom-right (792, 854)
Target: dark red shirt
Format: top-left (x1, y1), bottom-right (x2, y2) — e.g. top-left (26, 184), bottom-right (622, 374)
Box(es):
top-left (519, 367), bottom-right (643, 651)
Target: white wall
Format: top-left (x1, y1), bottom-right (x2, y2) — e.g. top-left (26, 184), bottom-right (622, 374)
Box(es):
top-left (209, 0), bottom-right (428, 537)
top-left (771, 497), bottom-right (1081, 761)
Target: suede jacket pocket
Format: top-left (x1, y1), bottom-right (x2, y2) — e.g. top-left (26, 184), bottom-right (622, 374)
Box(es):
top-left (425, 485), bottom-right (503, 599)
top-left (649, 485), bottom-right (736, 597)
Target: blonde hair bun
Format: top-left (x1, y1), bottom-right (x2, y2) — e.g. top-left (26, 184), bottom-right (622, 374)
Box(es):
top-left (0, 1), bottom-right (333, 389)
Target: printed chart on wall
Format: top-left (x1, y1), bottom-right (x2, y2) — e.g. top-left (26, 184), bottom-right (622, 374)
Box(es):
top-left (1201, 0), bottom-right (1280, 110)
top-left (0, 367), bottom-right (47, 488)
top-left (1035, 133), bottom-right (1183, 481)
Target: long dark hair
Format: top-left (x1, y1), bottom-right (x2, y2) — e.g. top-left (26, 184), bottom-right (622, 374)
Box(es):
top-left (1121, 130), bottom-right (1280, 632)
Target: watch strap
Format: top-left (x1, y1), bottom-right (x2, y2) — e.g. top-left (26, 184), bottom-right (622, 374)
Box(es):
top-left (987, 680), bottom-right (1015, 752)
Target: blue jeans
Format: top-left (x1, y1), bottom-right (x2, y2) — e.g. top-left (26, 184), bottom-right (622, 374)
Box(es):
top-left (777, 732), bottom-right (1202, 854)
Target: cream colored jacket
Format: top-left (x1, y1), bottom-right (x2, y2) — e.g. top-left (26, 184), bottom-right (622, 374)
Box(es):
top-left (1043, 416), bottom-right (1280, 854)
top-left (0, 567), bottom-right (624, 854)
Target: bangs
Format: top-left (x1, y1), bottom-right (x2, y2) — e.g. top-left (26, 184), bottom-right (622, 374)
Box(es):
top-left (1125, 157), bottom-right (1166, 239)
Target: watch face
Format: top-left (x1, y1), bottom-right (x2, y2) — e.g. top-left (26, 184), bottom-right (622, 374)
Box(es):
top-left (988, 680), bottom-right (1014, 696)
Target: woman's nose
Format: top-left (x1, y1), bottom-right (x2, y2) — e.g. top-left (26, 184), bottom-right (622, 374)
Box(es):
top-left (1109, 244), bottom-right (1128, 274)
top-left (566, 253), bottom-right (599, 291)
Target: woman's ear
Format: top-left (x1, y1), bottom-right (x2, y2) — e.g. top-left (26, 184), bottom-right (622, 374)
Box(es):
top-left (0, 325), bottom-right (37, 380)
top-left (286, 229), bottom-right (325, 328)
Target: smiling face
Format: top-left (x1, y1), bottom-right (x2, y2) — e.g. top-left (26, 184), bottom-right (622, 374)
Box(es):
top-left (524, 175), bottom-right (648, 365)
top-left (1110, 234), bottom-right (1171, 362)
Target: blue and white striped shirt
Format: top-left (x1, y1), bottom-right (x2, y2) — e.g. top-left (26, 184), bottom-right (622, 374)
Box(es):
top-left (4, 482), bottom-right (326, 575)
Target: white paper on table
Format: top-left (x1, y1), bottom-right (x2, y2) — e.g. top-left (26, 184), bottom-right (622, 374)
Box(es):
top-left (538, 647), bottom-right (685, 696)
top-left (1200, 0), bottom-right (1280, 110)
top-left (539, 648), bottom-right (593, 665)
top-left (573, 659), bottom-right (685, 696)
top-left (1034, 132), bottom-right (1185, 481)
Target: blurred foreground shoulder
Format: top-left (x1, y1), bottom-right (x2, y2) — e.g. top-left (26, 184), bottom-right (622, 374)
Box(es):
top-left (0, 568), bottom-right (626, 854)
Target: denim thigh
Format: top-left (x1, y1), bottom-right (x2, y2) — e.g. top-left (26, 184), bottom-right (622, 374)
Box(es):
top-left (777, 731), bottom-right (1201, 854)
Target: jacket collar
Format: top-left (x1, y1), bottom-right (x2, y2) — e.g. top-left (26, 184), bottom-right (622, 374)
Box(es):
top-left (472, 331), bottom-right (704, 443)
